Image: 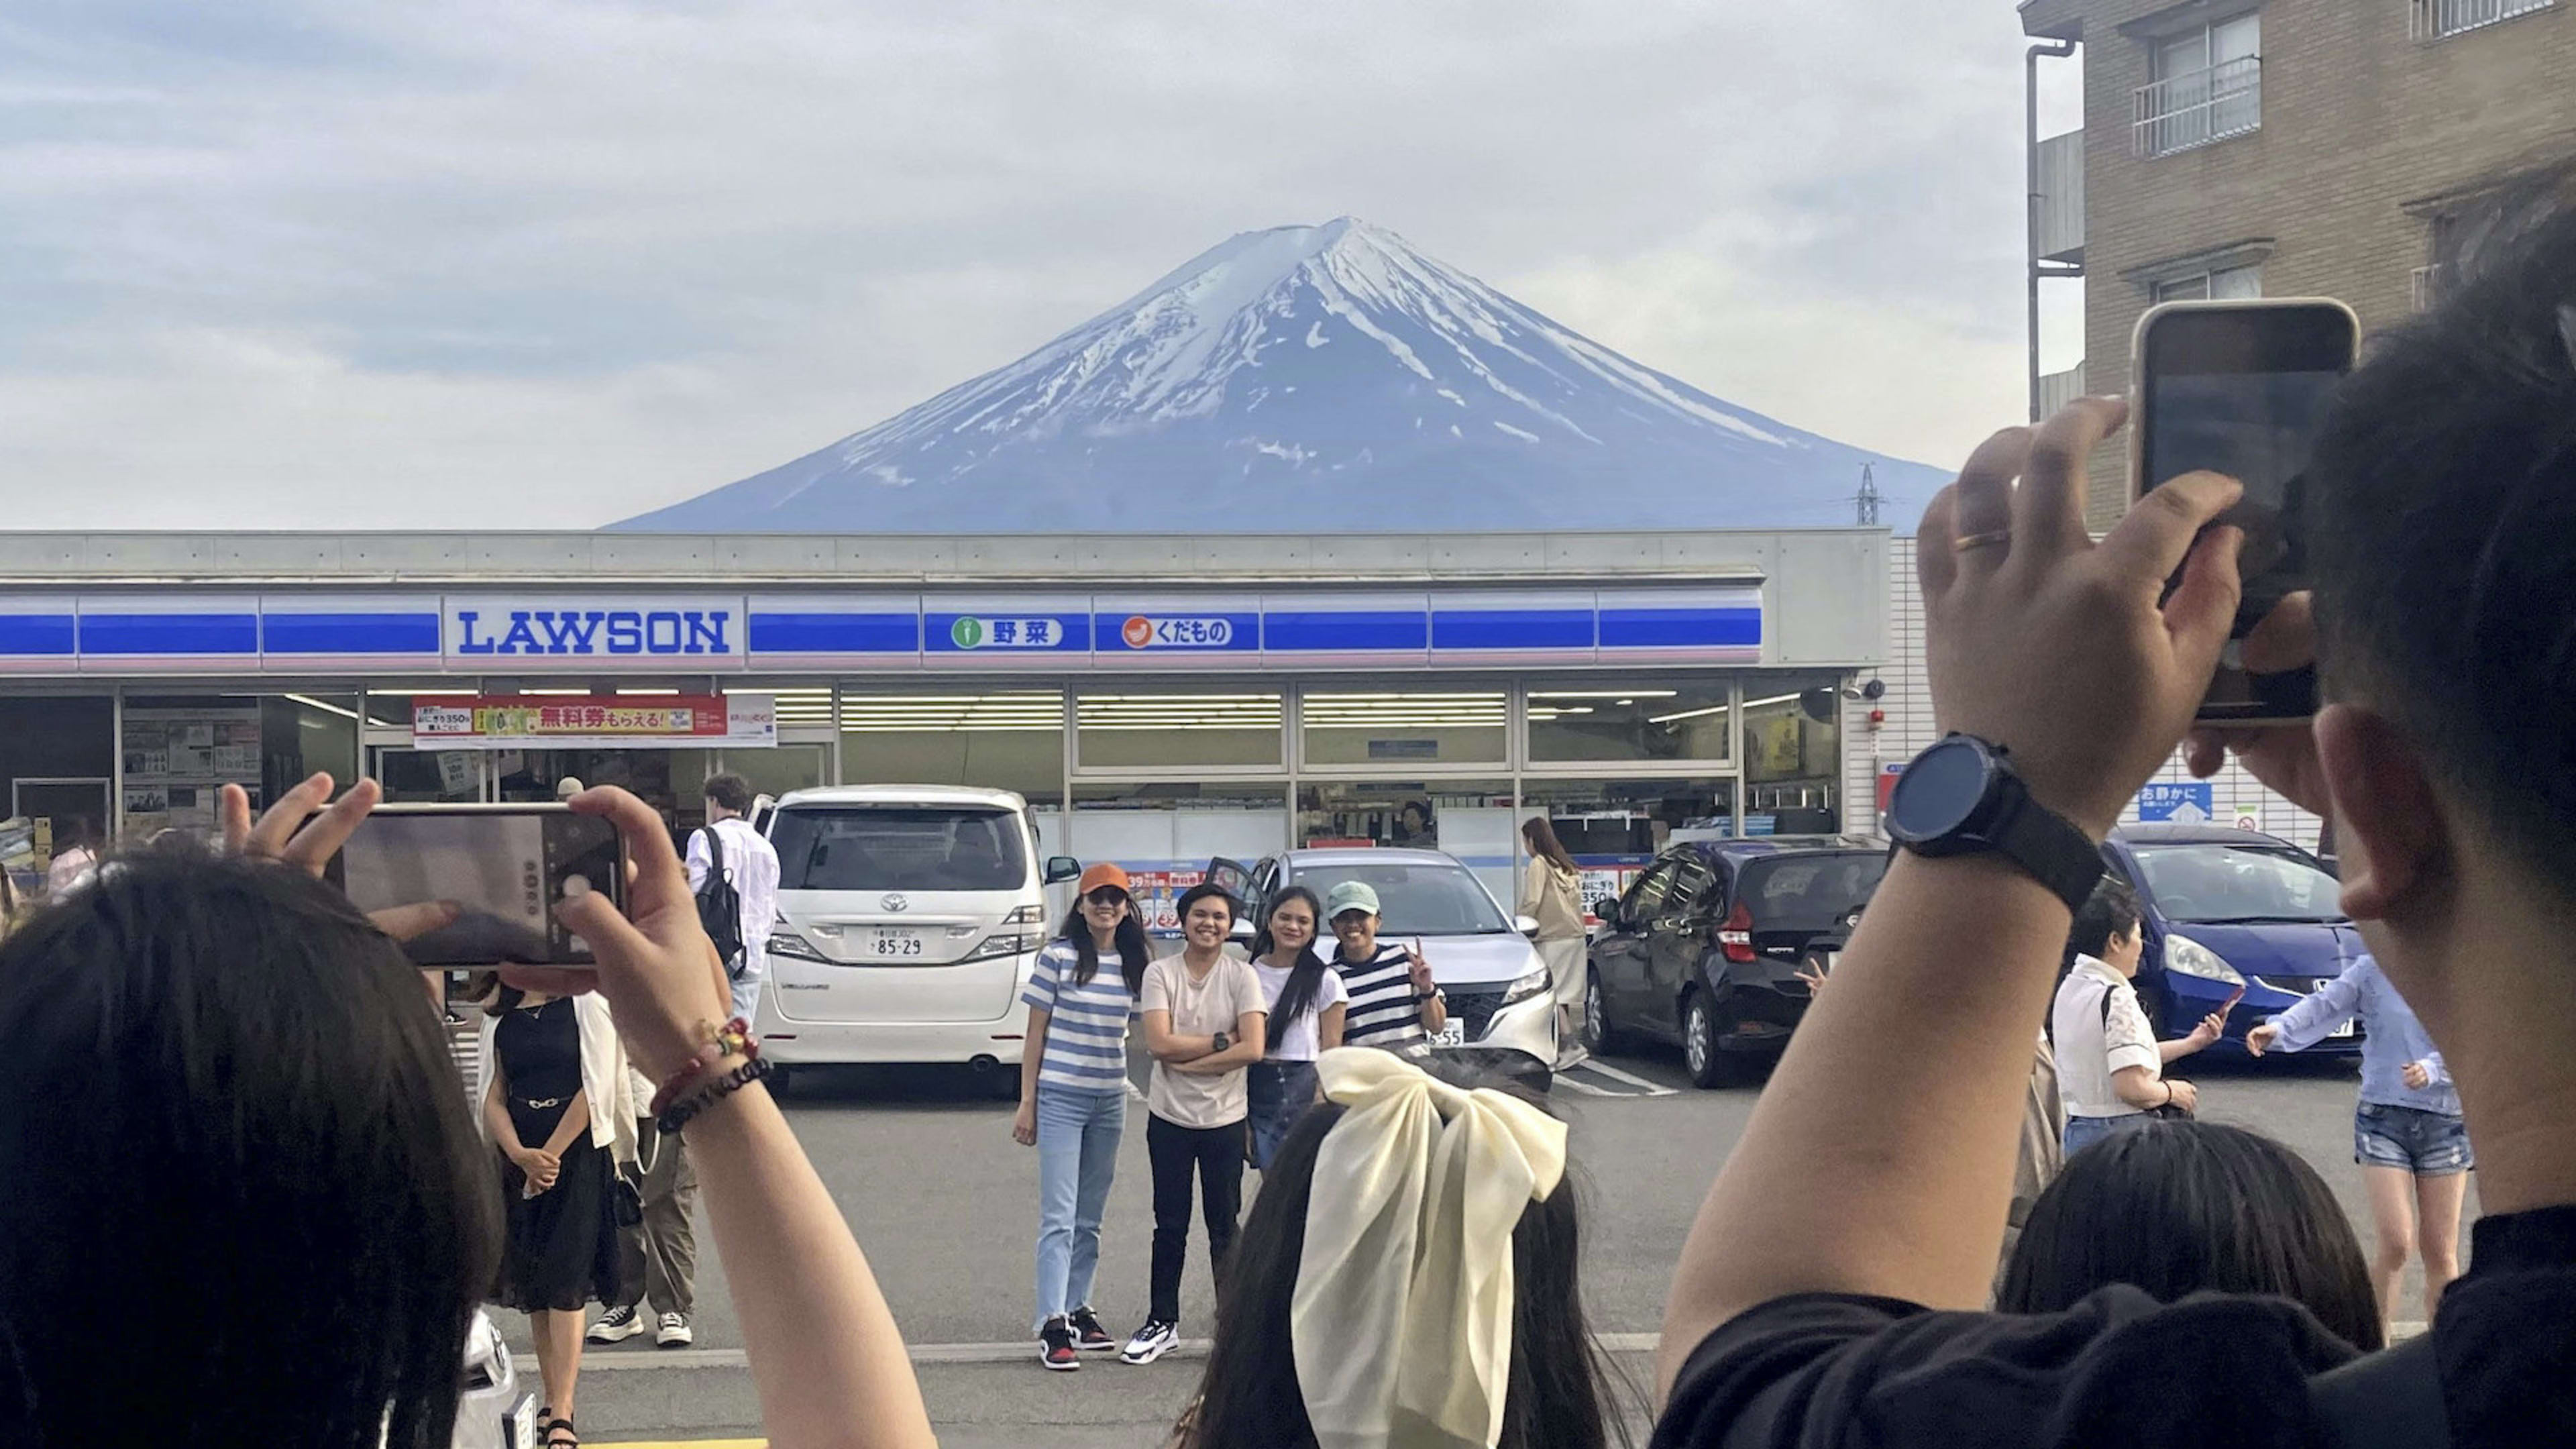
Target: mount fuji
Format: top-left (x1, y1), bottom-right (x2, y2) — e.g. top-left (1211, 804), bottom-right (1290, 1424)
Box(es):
top-left (611, 218), bottom-right (1942, 534)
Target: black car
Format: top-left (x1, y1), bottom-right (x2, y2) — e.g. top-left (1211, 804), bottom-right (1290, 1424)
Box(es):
top-left (1585, 839), bottom-right (1889, 1086)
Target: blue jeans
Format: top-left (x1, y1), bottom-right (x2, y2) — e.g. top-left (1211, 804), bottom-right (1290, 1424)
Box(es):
top-left (2063, 1112), bottom-right (2149, 1157)
top-left (1033, 1086), bottom-right (1126, 1330)
top-left (1245, 1060), bottom-right (1319, 1171)
top-left (2355, 1101), bottom-right (2475, 1176)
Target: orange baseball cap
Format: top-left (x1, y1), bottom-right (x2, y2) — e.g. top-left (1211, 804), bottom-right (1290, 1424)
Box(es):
top-left (1076, 862), bottom-right (1132, 896)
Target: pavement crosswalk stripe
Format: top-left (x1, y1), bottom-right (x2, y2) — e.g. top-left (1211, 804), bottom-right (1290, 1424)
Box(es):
top-left (1574, 1059), bottom-right (1678, 1093)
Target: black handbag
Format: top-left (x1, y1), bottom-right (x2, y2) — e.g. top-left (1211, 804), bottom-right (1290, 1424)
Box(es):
top-left (611, 1173), bottom-right (645, 1228)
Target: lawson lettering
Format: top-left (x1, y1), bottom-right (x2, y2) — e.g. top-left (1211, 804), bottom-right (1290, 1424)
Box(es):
top-left (454, 609), bottom-right (732, 656)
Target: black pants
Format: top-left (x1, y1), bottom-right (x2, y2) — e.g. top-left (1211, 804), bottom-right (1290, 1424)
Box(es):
top-left (1146, 1112), bottom-right (1245, 1324)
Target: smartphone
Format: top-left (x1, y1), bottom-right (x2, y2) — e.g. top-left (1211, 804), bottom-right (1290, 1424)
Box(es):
top-left (330, 804), bottom-right (624, 967)
top-left (2131, 298), bottom-right (2361, 724)
top-left (2220, 984), bottom-right (2247, 1018)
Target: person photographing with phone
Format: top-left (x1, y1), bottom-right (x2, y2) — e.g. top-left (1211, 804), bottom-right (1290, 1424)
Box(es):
top-left (2051, 878), bottom-right (2229, 1156)
top-left (2247, 951), bottom-right (2468, 1334)
top-left (1317, 881), bottom-right (1446, 1051)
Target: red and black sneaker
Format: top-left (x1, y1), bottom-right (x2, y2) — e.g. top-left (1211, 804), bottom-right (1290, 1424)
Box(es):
top-left (1038, 1316), bottom-right (1081, 1371)
top-left (1067, 1305), bottom-right (1117, 1352)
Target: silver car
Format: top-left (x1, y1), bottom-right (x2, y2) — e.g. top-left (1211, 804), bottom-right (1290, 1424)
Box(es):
top-left (456, 1308), bottom-right (537, 1449)
top-left (1210, 848), bottom-right (1557, 1086)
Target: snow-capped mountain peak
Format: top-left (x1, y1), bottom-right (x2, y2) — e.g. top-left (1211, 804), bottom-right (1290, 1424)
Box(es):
top-left (612, 219), bottom-right (1939, 533)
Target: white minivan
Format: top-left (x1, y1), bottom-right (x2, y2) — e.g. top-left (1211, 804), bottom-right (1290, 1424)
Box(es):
top-left (755, 785), bottom-right (1080, 1093)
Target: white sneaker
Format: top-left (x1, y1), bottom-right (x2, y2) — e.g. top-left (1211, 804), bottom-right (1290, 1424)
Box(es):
top-left (1120, 1318), bottom-right (1178, 1365)
top-left (655, 1311), bottom-right (694, 1348)
top-left (586, 1304), bottom-right (646, 1344)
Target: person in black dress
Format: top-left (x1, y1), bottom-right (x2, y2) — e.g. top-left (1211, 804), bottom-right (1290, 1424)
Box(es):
top-left (485, 988), bottom-right (633, 1448)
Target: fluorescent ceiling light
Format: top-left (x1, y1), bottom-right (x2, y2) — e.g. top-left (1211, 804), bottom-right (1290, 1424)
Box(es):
top-left (615, 688), bottom-right (682, 696)
top-left (1648, 703), bottom-right (1734, 724)
top-left (519, 688), bottom-right (592, 696)
top-left (1527, 690), bottom-right (1678, 700)
top-left (282, 693), bottom-right (360, 722)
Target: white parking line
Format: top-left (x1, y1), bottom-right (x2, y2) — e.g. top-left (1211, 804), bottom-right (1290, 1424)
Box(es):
top-left (1553, 1074), bottom-right (1616, 1095)
top-left (1574, 1059), bottom-right (1680, 1095)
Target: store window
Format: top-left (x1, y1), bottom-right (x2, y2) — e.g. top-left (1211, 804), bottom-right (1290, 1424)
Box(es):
top-left (1741, 673), bottom-right (1845, 835)
top-left (1527, 679), bottom-right (1731, 763)
top-left (1071, 782), bottom-right (1291, 932)
top-left (1298, 777), bottom-right (1516, 904)
top-left (837, 689), bottom-right (1065, 806)
top-left (1299, 688), bottom-right (1506, 767)
top-left (1, 696), bottom-right (114, 875)
top-left (1517, 775), bottom-right (1737, 912)
top-left (1077, 690), bottom-right (1283, 770)
top-left (365, 690), bottom-right (483, 802)
top-left (121, 694), bottom-right (306, 837)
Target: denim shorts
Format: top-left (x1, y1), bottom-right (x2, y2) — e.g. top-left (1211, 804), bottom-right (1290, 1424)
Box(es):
top-left (2355, 1101), bottom-right (2474, 1176)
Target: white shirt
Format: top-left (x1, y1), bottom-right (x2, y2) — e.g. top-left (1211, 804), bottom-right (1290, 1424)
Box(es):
top-left (2051, 954), bottom-right (2162, 1120)
top-left (686, 816), bottom-right (780, 985)
top-left (1254, 956), bottom-right (1351, 1062)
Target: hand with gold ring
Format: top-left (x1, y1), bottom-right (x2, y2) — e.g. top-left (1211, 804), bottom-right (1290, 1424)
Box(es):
top-left (1916, 397), bottom-right (2247, 837)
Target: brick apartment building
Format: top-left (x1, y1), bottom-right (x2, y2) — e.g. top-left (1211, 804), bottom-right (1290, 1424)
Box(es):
top-left (2020, 0), bottom-right (2576, 525)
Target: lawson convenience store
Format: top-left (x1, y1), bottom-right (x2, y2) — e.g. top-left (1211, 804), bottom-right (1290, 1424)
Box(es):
top-left (0, 527), bottom-right (1892, 914)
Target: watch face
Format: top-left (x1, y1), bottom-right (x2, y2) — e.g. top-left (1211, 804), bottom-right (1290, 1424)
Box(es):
top-left (1890, 737), bottom-right (1992, 841)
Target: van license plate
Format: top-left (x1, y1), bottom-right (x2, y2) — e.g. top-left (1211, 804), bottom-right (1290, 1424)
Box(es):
top-left (869, 930), bottom-right (925, 958)
top-left (1429, 1023), bottom-right (1464, 1049)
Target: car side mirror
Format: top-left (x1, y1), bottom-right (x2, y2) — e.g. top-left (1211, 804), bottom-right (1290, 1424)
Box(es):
top-left (1229, 918), bottom-right (1258, 942)
top-left (1595, 902), bottom-right (1624, 932)
top-left (1515, 913), bottom-right (1541, 938)
top-left (1043, 855), bottom-right (1082, 885)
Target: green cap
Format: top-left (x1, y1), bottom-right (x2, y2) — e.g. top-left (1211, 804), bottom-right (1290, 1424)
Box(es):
top-left (1324, 880), bottom-right (1381, 920)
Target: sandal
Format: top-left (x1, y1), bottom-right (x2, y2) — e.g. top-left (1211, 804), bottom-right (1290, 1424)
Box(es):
top-left (543, 1417), bottom-right (579, 1448)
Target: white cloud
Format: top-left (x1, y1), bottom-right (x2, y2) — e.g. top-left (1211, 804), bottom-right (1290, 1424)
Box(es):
top-left (0, 0), bottom-right (2055, 528)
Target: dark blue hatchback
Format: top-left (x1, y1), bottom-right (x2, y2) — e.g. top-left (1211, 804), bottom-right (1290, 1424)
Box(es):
top-left (2102, 823), bottom-right (2365, 1059)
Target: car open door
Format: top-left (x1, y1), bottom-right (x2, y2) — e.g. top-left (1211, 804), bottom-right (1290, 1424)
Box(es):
top-left (1202, 856), bottom-right (1256, 903)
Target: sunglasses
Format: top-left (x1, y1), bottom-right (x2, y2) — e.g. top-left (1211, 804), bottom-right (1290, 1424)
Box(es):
top-left (1083, 888), bottom-right (1131, 908)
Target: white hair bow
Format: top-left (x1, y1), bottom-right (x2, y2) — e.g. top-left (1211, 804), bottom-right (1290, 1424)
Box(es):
top-left (1291, 1047), bottom-right (1570, 1449)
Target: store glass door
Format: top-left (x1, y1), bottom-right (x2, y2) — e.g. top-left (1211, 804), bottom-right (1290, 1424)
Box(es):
top-left (372, 747), bottom-right (486, 802)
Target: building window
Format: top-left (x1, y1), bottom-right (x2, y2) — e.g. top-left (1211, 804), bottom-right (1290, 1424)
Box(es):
top-left (2134, 11), bottom-right (2261, 157)
top-left (1525, 680), bottom-right (1731, 765)
top-left (2152, 262), bottom-right (2264, 303)
top-left (836, 689), bottom-right (1066, 807)
top-left (1076, 690), bottom-right (1283, 771)
top-left (2414, 0), bottom-right (2555, 39)
top-left (1740, 674), bottom-right (1843, 834)
top-left (1299, 688), bottom-right (1507, 767)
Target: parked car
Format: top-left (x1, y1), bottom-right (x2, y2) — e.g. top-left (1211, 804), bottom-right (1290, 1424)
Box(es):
top-left (1585, 839), bottom-right (1888, 1086)
top-left (1206, 848), bottom-right (1556, 1086)
top-left (757, 785), bottom-right (1081, 1094)
top-left (456, 1308), bottom-right (535, 1449)
top-left (2104, 823), bottom-right (2364, 1058)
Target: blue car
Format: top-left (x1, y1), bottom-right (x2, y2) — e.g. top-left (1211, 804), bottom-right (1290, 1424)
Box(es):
top-left (2102, 823), bottom-right (2364, 1059)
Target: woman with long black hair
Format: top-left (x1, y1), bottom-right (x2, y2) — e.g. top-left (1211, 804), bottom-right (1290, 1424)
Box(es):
top-left (1012, 861), bottom-right (1152, 1371)
top-left (1244, 887), bottom-right (1348, 1171)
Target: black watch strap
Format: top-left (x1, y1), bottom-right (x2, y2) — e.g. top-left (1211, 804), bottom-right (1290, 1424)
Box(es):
top-left (1984, 776), bottom-right (2108, 914)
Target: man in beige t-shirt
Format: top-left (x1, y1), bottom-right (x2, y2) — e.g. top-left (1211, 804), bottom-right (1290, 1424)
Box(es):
top-left (1126, 883), bottom-right (1267, 1364)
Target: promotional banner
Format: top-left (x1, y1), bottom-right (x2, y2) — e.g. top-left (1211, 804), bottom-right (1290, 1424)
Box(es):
top-left (414, 694), bottom-right (775, 750)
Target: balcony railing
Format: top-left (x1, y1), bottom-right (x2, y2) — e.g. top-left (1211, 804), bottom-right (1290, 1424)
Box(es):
top-left (2414, 0), bottom-right (2555, 39)
top-left (2133, 55), bottom-right (2262, 158)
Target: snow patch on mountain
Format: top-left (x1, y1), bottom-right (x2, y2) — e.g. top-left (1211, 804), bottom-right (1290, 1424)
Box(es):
top-left (612, 217), bottom-right (1942, 533)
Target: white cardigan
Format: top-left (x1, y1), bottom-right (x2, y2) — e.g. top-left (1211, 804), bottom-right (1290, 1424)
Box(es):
top-left (476, 992), bottom-right (639, 1165)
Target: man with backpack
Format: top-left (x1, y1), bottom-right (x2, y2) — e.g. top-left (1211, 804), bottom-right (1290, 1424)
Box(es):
top-left (1653, 176), bottom-right (2576, 1448)
top-left (688, 771), bottom-right (780, 1026)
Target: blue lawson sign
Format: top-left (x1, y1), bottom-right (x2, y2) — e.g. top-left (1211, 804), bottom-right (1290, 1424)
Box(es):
top-left (2137, 782), bottom-right (2215, 824)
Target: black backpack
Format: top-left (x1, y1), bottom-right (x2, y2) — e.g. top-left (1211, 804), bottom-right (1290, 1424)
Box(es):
top-left (694, 824), bottom-right (746, 978)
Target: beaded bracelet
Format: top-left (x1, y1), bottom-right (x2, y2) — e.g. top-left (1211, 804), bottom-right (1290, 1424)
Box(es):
top-left (661, 1055), bottom-right (775, 1136)
top-left (648, 1016), bottom-right (758, 1120)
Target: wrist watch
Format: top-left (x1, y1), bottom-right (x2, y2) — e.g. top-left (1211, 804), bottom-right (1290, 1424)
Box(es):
top-left (1212, 1031), bottom-right (1230, 1053)
top-left (1885, 733), bottom-right (2105, 914)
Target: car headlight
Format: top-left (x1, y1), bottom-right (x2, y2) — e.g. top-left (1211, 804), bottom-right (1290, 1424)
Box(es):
top-left (1501, 965), bottom-right (1551, 1006)
top-left (767, 929), bottom-right (830, 963)
top-left (2163, 934), bottom-right (2244, 985)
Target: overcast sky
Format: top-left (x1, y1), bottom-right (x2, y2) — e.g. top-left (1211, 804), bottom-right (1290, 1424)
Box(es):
top-left (0, 1), bottom-right (2086, 531)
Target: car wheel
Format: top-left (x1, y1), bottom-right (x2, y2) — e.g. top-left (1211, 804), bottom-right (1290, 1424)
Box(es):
top-left (1682, 991), bottom-right (1731, 1089)
top-left (1581, 971), bottom-right (1621, 1054)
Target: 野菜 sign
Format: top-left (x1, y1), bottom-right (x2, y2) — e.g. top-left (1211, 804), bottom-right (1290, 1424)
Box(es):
top-left (414, 694), bottom-right (775, 750)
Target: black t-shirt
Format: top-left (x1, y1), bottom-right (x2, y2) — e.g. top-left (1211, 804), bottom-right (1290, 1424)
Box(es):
top-left (1652, 1205), bottom-right (2576, 1449)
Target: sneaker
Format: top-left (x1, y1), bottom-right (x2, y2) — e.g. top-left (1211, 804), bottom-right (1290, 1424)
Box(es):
top-left (1067, 1305), bottom-right (1117, 1352)
top-left (1038, 1316), bottom-right (1081, 1371)
top-left (586, 1304), bottom-right (646, 1344)
top-left (654, 1311), bottom-right (693, 1348)
top-left (1120, 1318), bottom-right (1179, 1365)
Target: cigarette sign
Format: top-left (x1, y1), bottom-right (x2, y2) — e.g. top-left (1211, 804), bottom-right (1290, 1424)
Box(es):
top-left (414, 694), bottom-right (775, 750)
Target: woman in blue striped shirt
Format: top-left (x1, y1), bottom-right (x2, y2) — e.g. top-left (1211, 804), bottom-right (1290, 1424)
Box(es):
top-left (1013, 861), bottom-right (1150, 1371)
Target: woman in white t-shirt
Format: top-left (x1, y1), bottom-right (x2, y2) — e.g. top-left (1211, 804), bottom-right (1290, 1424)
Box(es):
top-left (2052, 878), bottom-right (2224, 1157)
top-left (1244, 887), bottom-right (1348, 1171)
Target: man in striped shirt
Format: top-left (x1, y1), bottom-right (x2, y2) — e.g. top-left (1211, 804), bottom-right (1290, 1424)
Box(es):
top-left (1320, 881), bottom-right (1448, 1049)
